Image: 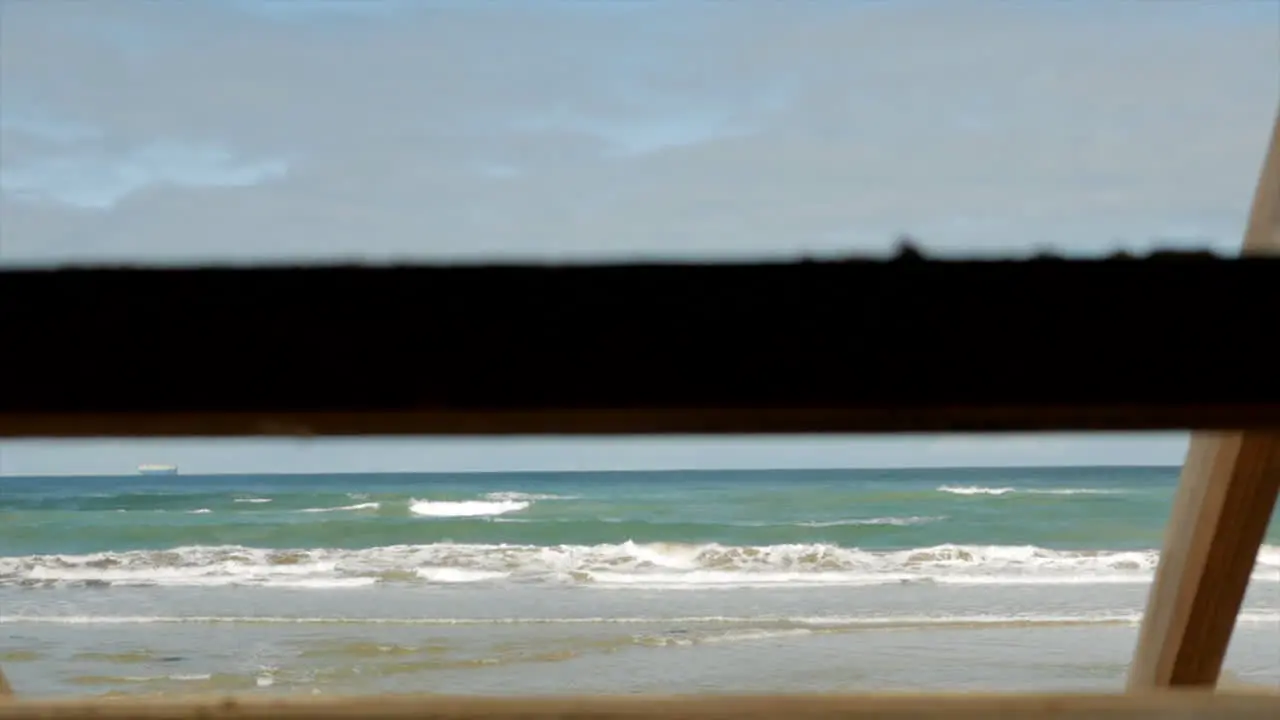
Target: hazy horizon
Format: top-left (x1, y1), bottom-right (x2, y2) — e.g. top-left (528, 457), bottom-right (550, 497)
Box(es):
top-left (0, 461), bottom-right (1189, 478)
top-left (0, 433), bottom-right (1192, 477)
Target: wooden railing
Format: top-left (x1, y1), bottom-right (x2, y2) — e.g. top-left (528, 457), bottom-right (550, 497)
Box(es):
top-left (0, 111), bottom-right (1276, 718)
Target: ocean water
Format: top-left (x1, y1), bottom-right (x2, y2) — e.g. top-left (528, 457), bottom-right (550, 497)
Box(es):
top-left (1, 466), bottom-right (1277, 698)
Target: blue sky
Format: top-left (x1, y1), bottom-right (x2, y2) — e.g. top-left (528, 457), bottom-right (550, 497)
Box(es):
top-left (1, 0), bottom-right (1276, 474)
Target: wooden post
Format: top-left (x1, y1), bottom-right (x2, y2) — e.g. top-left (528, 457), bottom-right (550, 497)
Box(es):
top-left (1128, 108), bottom-right (1280, 689)
top-left (0, 665), bottom-right (11, 698)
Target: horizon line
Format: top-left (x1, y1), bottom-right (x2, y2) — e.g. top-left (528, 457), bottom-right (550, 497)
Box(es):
top-left (0, 463), bottom-right (1185, 479)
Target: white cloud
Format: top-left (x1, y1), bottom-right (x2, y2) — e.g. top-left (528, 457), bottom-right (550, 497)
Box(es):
top-left (1, 0), bottom-right (1274, 265)
top-left (2, 138), bottom-right (288, 209)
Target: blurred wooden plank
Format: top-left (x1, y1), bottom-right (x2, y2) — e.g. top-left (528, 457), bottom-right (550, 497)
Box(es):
top-left (1129, 110), bottom-right (1280, 689)
top-left (1242, 108), bottom-right (1280, 254)
top-left (3, 254), bottom-right (1279, 437)
top-left (1, 692), bottom-right (1278, 719)
top-left (1128, 432), bottom-right (1280, 688)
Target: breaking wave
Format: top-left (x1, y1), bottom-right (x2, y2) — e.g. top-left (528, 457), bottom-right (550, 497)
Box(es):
top-left (6, 610), bottom-right (1279, 628)
top-left (409, 499), bottom-right (530, 518)
top-left (3, 542), bottom-right (1276, 589)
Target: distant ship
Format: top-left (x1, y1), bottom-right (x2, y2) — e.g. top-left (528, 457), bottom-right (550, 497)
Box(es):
top-left (137, 464), bottom-right (179, 476)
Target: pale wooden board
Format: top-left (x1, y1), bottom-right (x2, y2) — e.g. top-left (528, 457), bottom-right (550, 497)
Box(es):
top-left (1, 692), bottom-right (1279, 720)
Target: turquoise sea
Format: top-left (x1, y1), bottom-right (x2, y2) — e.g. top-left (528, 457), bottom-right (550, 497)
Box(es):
top-left (2, 467), bottom-right (1277, 697)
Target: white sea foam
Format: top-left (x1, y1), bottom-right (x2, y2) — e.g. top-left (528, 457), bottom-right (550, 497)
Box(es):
top-left (1260, 545), bottom-right (1280, 567)
top-left (626, 627), bottom-right (816, 648)
top-left (233, 498), bottom-right (273, 504)
top-left (297, 502), bottom-right (380, 513)
top-left (414, 567), bottom-right (511, 583)
top-left (1027, 489), bottom-right (1126, 495)
top-left (798, 516), bottom-right (944, 528)
top-left (938, 485), bottom-right (1018, 495)
top-left (3, 542), bottom-right (1276, 589)
top-left (483, 491), bottom-right (576, 502)
top-left (403, 491), bottom-right (565, 519)
top-left (185, 508), bottom-right (212, 514)
top-left (103, 673), bottom-right (215, 683)
top-left (5, 610), bottom-right (1278, 628)
top-left (409, 499), bottom-right (529, 517)
top-left (938, 485), bottom-right (1124, 496)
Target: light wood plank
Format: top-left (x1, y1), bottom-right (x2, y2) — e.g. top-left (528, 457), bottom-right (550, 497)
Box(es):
top-left (1243, 108), bottom-right (1280, 253)
top-left (1129, 109), bottom-right (1280, 689)
top-left (0, 692), bottom-right (1278, 720)
top-left (1129, 433), bottom-right (1280, 687)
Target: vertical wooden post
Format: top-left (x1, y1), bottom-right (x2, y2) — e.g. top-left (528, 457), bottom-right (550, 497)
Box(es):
top-left (1128, 109), bottom-right (1280, 689)
top-left (1240, 109), bottom-right (1280, 255)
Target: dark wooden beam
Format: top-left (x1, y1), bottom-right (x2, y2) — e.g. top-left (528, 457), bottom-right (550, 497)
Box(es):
top-left (3, 255), bottom-right (1279, 437)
